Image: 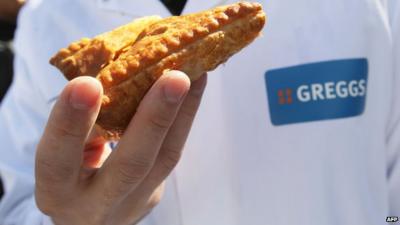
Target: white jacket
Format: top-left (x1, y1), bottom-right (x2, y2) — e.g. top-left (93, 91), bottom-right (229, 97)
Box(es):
top-left (0, 0), bottom-right (400, 224)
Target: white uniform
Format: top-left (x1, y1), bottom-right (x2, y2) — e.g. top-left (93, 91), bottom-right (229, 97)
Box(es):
top-left (0, 0), bottom-right (399, 224)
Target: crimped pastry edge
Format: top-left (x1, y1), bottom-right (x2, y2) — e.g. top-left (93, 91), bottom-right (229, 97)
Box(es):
top-left (96, 10), bottom-right (266, 135)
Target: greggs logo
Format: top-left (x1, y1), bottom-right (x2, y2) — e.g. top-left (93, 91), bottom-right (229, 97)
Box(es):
top-left (265, 59), bottom-right (368, 125)
top-left (279, 79), bottom-right (367, 104)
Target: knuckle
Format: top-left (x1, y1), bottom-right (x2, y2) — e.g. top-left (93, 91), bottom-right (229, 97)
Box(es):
top-left (179, 103), bottom-right (199, 120)
top-left (36, 199), bottom-right (56, 216)
top-left (117, 166), bottom-right (143, 185)
top-left (48, 120), bottom-right (83, 139)
top-left (147, 113), bottom-right (173, 132)
top-left (101, 187), bottom-right (120, 209)
top-left (159, 147), bottom-right (182, 171)
top-left (35, 190), bottom-right (65, 216)
top-left (36, 156), bottom-right (75, 183)
top-left (116, 157), bottom-right (152, 185)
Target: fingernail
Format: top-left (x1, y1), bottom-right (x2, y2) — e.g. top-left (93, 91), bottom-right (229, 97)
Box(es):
top-left (163, 71), bottom-right (190, 103)
top-left (163, 82), bottom-right (187, 103)
top-left (69, 77), bottom-right (102, 110)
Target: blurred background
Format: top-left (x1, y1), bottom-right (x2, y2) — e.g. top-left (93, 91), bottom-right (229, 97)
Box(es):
top-left (0, 0), bottom-right (25, 201)
top-left (0, 12), bottom-right (16, 103)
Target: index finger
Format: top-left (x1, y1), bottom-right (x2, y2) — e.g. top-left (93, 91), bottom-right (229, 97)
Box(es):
top-left (35, 77), bottom-right (102, 195)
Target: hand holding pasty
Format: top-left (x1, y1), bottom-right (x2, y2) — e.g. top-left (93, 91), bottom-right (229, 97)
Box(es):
top-left (50, 1), bottom-right (266, 138)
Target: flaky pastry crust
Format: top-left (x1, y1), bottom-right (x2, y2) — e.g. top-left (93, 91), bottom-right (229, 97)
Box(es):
top-left (50, 2), bottom-right (266, 139)
top-left (50, 16), bottom-right (162, 80)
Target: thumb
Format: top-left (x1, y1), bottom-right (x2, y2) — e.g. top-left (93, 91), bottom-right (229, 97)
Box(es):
top-left (36, 76), bottom-right (102, 193)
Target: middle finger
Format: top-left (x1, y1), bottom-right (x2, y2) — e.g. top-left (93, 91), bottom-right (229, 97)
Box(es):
top-left (92, 71), bottom-right (190, 205)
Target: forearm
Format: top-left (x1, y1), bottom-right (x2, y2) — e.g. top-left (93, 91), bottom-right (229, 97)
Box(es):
top-left (0, 0), bottom-right (25, 22)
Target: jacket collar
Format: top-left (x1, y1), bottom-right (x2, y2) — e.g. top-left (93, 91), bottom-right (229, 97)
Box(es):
top-left (98, 0), bottom-right (234, 17)
top-left (97, 0), bottom-right (171, 17)
top-left (183, 0), bottom-right (232, 14)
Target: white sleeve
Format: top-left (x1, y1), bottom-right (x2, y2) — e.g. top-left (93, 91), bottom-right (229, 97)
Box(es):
top-left (386, 0), bottom-right (400, 216)
top-left (0, 0), bottom-right (72, 223)
top-left (0, 56), bottom-right (54, 224)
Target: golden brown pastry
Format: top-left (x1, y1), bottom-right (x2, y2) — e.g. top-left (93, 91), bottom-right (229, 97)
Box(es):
top-left (50, 16), bottom-right (162, 80)
top-left (50, 1), bottom-right (266, 138)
